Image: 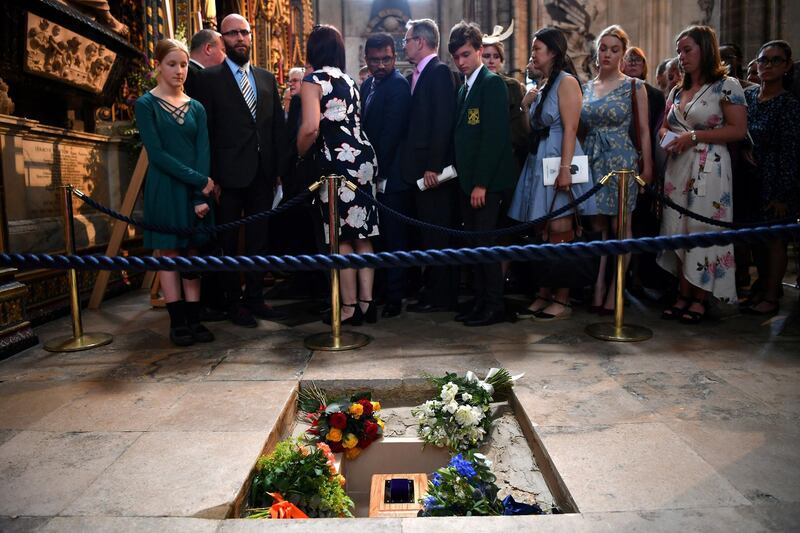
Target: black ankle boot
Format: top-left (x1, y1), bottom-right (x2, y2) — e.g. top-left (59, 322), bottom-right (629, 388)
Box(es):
top-left (185, 301), bottom-right (214, 343)
top-left (166, 301), bottom-right (194, 346)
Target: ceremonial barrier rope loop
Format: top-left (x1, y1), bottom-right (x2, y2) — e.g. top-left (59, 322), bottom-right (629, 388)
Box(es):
top-left (3, 223), bottom-right (799, 273)
top-left (641, 183), bottom-right (797, 229)
top-left (72, 188), bottom-right (314, 236)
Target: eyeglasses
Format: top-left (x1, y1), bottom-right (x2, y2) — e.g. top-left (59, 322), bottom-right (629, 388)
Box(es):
top-left (366, 56), bottom-right (395, 66)
top-left (401, 36), bottom-right (419, 47)
top-left (756, 55), bottom-right (786, 67)
top-left (222, 29), bottom-right (251, 38)
top-left (625, 56), bottom-right (644, 65)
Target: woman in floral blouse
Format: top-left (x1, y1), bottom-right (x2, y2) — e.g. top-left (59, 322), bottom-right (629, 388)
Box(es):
top-left (658, 25), bottom-right (747, 323)
top-left (298, 25), bottom-right (380, 325)
top-left (742, 40), bottom-right (800, 315)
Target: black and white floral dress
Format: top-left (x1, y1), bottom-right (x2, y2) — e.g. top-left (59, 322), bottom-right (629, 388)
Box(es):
top-left (304, 66), bottom-right (379, 243)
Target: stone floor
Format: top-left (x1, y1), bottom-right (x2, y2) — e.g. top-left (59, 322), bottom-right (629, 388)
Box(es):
top-left (1, 283), bottom-right (799, 532)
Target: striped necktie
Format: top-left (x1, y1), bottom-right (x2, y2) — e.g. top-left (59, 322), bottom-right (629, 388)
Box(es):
top-left (238, 66), bottom-right (256, 119)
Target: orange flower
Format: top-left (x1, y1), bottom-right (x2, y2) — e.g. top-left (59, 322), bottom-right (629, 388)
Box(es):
top-left (267, 493), bottom-right (308, 519)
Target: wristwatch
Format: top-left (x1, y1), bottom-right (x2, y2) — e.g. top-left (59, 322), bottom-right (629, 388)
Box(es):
top-left (690, 130), bottom-right (698, 145)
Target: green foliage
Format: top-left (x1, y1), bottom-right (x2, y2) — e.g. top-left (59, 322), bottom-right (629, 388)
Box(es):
top-left (247, 438), bottom-right (353, 518)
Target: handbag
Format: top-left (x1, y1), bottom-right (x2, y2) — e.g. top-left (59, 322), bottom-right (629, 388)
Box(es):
top-left (630, 79), bottom-right (644, 173)
top-left (536, 190), bottom-right (601, 289)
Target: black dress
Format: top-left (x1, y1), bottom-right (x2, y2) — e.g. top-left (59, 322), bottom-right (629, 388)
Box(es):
top-left (745, 86), bottom-right (800, 219)
top-left (303, 67), bottom-right (379, 243)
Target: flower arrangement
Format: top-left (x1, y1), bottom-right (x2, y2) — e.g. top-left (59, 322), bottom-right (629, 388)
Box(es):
top-left (412, 368), bottom-right (522, 452)
top-left (419, 452), bottom-right (504, 516)
top-left (247, 438), bottom-right (353, 518)
top-left (298, 385), bottom-right (384, 460)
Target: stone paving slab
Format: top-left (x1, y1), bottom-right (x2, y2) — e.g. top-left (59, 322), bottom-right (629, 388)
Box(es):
top-left (0, 431), bottom-right (140, 516)
top-left (62, 430), bottom-right (267, 518)
top-left (535, 422), bottom-right (750, 513)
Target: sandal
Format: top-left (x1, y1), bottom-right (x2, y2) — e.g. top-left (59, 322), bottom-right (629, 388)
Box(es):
top-left (533, 300), bottom-right (573, 322)
top-left (679, 300), bottom-right (707, 325)
top-left (516, 297), bottom-right (550, 319)
top-left (742, 300), bottom-right (780, 315)
top-left (661, 298), bottom-right (690, 320)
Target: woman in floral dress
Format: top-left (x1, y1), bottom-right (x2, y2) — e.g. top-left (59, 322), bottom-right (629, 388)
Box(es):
top-left (658, 26), bottom-right (747, 323)
top-left (297, 25), bottom-right (379, 325)
top-left (581, 25), bottom-right (652, 314)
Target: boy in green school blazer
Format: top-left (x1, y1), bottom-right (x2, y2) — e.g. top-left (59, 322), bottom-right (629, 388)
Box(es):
top-left (448, 21), bottom-right (517, 327)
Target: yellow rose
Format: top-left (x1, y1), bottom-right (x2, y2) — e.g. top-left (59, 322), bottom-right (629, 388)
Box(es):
top-left (326, 428), bottom-right (342, 442)
top-left (348, 403), bottom-right (364, 419)
top-left (376, 418), bottom-right (385, 430)
top-left (371, 401), bottom-right (381, 412)
top-left (345, 447), bottom-right (361, 460)
top-left (342, 433), bottom-right (358, 449)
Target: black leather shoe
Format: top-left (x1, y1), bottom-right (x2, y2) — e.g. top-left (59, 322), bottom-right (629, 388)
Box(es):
top-left (169, 325), bottom-right (195, 346)
top-left (188, 322), bottom-right (215, 343)
top-left (230, 306), bottom-right (258, 328)
top-left (406, 301), bottom-right (449, 313)
top-left (381, 301), bottom-right (402, 318)
top-left (455, 305), bottom-right (483, 322)
top-left (199, 307), bottom-right (228, 322)
top-left (246, 303), bottom-right (288, 321)
top-left (464, 309), bottom-right (506, 327)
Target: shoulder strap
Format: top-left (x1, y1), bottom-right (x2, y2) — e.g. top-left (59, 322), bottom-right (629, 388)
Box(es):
top-left (631, 79), bottom-right (642, 153)
top-left (546, 188), bottom-right (582, 233)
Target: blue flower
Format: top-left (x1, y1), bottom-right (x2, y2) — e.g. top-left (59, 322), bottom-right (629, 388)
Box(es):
top-left (431, 473), bottom-right (442, 487)
top-left (449, 454), bottom-right (477, 479)
top-left (423, 495), bottom-right (436, 508)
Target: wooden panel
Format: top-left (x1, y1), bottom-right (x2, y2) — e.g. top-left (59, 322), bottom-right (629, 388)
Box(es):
top-left (368, 473), bottom-right (427, 518)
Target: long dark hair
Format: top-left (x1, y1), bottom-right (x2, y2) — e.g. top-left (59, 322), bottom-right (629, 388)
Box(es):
top-left (758, 40), bottom-right (794, 90)
top-left (531, 28), bottom-right (577, 126)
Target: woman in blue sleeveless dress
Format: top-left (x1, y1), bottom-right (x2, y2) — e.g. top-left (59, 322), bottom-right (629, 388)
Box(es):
top-left (581, 25), bottom-right (653, 314)
top-left (298, 25), bottom-right (379, 325)
top-left (508, 28), bottom-right (597, 321)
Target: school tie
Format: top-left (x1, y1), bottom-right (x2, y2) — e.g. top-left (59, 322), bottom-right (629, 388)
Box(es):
top-left (238, 66), bottom-right (256, 119)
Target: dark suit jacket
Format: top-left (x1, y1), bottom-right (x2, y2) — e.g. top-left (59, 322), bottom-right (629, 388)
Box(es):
top-left (400, 57), bottom-right (455, 185)
top-left (184, 61), bottom-right (202, 98)
top-left (360, 70), bottom-right (411, 193)
top-left (193, 62), bottom-right (287, 188)
top-left (454, 66), bottom-right (516, 195)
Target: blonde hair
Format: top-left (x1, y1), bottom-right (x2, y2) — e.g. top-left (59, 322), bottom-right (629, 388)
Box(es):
top-left (154, 38), bottom-right (189, 63)
top-left (596, 25), bottom-right (630, 53)
top-left (483, 42), bottom-right (505, 63)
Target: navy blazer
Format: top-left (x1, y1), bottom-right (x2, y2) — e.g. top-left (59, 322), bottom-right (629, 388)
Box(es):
top-left (360, 70), bottom-right (412, 193)
top-left (400, 57), bottom-right (456, 186)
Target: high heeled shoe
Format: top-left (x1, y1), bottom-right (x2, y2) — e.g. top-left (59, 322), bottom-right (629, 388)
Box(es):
top-left (359, 299), bottom-right (377, 324)
top-left (322, 303), bottom-right (364, 326)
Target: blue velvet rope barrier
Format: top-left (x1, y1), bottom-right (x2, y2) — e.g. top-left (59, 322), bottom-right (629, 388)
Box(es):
top-left (2, 223), bottom-right (798, 273)
top-left (73, 189), bottom-right (314, 236)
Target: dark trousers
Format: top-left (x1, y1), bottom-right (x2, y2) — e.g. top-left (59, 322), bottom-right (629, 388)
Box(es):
top-left (377, 188), bottom-right (414, 303)
top-left (460, 190), bottom-right (504, 313)
top-left (217, 174), bottom-right (273, 308)
top-left (415, 180), bottom-right (459, 307)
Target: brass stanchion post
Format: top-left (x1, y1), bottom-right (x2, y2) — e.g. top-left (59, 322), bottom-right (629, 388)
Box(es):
top-left (586, 170), bottom-right (652, 342)
top-left (305, 175), bottom-right (371, 351)
top-left (44, 186), bottom-right (113, 352)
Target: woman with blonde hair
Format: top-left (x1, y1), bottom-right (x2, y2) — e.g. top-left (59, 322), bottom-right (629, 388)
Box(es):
top-left (581, 25), bottom-right (653, 314)
top-left (658, 25), bottom-right (747, 323)
top-left (134, 39), bottom-right (217, 345)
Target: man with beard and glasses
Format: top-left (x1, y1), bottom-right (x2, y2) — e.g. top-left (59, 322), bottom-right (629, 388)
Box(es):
top-left (359, 32), bottom-right (412, 318)
top-left (194, 13), bottom-right (288, 328)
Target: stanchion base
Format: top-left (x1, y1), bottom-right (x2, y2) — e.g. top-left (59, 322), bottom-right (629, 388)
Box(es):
top-left (585, 322), bottom-right (652, 342)
top-left (43, 332), bottom-right (114, 352)
top-left (304, 331), bottom-right (371, 351)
